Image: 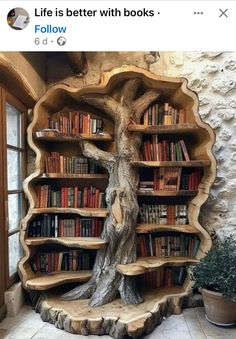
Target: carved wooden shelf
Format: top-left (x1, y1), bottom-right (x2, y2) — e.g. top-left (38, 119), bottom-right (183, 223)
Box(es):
top-left (18, 65), bottom-right (216, 338)
top-left (36, 286), bottom-right (187, 336)
top-left (128, 123), bottom-right (199, 134)
top-left (32, 208), bottom-right (108, 218)
top-left (26, 271), bottom-right (92, 290)
top-left (25, 237), bottom-right (108, 249)
top-left (34, 133), bottom-right (113, 142)
top-left (136, 224), bottom-right (199, 234)
top-left (38, 173), bottom-right (108, 179)
top-left (117, 256), bottom-right (199, 276)
top-left (137, 190), bottom-right (198, 196)
top-left (132, 160), bottom-right (210, 167)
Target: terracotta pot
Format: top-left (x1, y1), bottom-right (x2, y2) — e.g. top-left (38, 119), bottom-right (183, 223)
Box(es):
top-left (201, 288), bottom-right (236, 326)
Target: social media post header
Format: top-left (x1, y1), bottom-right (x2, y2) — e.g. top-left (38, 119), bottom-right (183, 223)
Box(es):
top-left (0, 1), bottom-right (235, 51)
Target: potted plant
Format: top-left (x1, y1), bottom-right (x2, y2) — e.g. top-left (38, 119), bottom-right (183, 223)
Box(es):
top-left (190, 235), bottom-right (236, 326)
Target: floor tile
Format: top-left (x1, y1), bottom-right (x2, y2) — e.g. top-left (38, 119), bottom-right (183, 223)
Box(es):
top-left (3, 326), bottom-right (37, 339)
top-left (195, 307), bottom-right (236, 338)
top-left (183, 308), bottom-right (207, 339)
top-left (18, 312), bottom-right (46, 330)
top-left (145, 313), bottom-right (192, 339)
top-left (32, 323), bottom-right (110, 339)
top-left (2, 305), bottom-right (236, 339)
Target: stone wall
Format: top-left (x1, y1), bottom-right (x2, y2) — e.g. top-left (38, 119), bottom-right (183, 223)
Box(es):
top-left (150, 52), bottom-right (236, 236)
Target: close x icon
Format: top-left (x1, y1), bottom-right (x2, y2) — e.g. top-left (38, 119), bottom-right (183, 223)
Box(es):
top-left (219, 9), bottom-right (228, 18)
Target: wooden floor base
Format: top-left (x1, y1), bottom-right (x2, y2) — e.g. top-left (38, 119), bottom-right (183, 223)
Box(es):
top-left (35, 287), bottom-right (189, 338)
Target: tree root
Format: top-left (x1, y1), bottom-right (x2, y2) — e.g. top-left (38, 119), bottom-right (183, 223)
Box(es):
top-left (61, 279), bottom-right (95, 301)
top-left (119, 276), bottom-right (143, 305)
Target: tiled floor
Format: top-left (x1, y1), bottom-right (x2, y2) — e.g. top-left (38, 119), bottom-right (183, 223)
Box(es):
top-left (0, 305), bottom-right (236, 339)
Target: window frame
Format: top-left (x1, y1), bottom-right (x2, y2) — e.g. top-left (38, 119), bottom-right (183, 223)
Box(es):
top-left (0, 87), bottom-right (27, 288)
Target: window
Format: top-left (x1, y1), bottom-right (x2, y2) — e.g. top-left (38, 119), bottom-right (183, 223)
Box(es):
top-left (0, 88), bottom-right (27, 288)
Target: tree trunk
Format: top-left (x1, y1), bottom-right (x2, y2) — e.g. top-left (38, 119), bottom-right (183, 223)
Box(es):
top-left (62, 79), bottom-right (160, 307)
top-left (63, 116), bottom-right (142, 307)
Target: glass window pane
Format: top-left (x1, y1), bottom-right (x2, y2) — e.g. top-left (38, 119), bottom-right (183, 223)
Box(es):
top-left (8, 232), bottom-right (22, 276)
top-left (6, 103), bottom-right (21, 147)
top-left (8, 193), bottom-right (22, 231)
top-left (7, 149), bottom-right (21, 190)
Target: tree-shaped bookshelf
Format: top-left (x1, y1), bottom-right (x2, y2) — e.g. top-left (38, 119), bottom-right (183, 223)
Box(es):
top-left (18, 65), bottom-right (216, 338)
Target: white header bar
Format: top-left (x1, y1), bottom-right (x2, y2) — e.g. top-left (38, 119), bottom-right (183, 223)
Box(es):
top-left (0, 1), bottom-right (235, 51)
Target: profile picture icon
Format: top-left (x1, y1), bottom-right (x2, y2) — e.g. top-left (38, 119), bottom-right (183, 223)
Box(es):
top-left (7, 8), bottom-right (30, 30)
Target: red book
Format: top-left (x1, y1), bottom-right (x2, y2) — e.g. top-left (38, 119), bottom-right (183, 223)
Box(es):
top-left (74, 112), bottom-right (79, 135)
top-left (94, 189), bottom-right (99, 208)
top-left (54, 252), bottom-right (59, 272)
top-left (140, 236), bottom-right (148, 257)
top-left (83, 187), bottom-right (88, 207)
top-left (143, 143), bottom-right (149, 161)
top-left (75, 217), bottom-right (81, 237)
top-left (69, 112), bottom-right (73, 135)
top-left (74, 187), bottom-right (78, 208)
top-left (87, 114), bottom-right (91, 134)
top-left (159, 143), bottom-right (163, 161)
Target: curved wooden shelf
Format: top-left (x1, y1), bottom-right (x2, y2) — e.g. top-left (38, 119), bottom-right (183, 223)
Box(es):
top-left (34, 133), bottom-right (113, 142)
top-left (25, 237), bottom-right (107, 249)
top-left (133, 160), bottom-right (210, 167)
top-left (117, 256), bottom-right (199, 276)
top-left (128, 123), bottom-right (199, 134)
top-left (26, 271), bottom-right (92, 290)
top-left (32, 207), bottom-right (108, 217)
top-left (137, 190), bottom-right (198, 197)
top-left (136, 224), bottom-right (199, 234)
top-left (38, 173), bottom-right (108, 179)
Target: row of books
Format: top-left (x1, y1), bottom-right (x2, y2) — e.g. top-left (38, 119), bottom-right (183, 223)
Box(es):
top-left (45, 153), bottom-right (100, 174)
top-left (35, 185), bottom-right (106, 208)
top-left (142, 103), bottom-right (186, 126)
top-left (139, 168), bottom-right (201, 191)
top-left (138, 266), bottom-right (187, 288)
top-left (142, 137), bottom-right (190, 162)
top-left (47, 111), bottom-right (103, 135)
top-left (31, 250), bottom-right (95, 273)
top-left (28, 215), bottom-right (104, 238)
top-left (139, 204), bottom-right (188, 225)
top-left (137, 234), bottom-right (200, 257)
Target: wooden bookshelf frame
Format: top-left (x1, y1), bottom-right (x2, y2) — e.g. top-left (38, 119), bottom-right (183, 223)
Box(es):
top-left (18, 65), bottom-right (216, 338)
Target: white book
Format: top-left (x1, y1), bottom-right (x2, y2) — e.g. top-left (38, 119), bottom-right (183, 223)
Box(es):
top-left (12, 15), bottom-right (28, 29)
